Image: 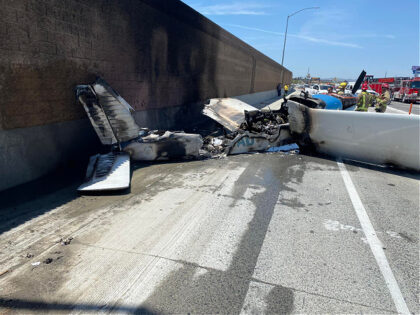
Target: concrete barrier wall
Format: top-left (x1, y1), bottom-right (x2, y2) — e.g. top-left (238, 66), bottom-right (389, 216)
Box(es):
top-left (234, 90), bottom-right (278, 107)
top-left (0, 0), bottom-right (292, 191)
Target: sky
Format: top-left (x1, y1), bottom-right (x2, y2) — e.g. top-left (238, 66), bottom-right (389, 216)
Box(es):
top-left (181, 0), bottom-right (419, 79)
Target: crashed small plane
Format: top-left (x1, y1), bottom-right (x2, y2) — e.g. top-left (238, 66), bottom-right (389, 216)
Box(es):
top-left (77, 76), bottom-right (419, 192)
top-left (76, 78), bottom-right (298, 191)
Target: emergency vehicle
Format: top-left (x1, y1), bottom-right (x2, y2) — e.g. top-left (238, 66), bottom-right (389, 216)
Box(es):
top-left (392, 77), bottom-right (420, 103)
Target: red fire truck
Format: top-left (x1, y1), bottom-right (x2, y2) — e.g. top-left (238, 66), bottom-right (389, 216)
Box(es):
top-left (365, 77), bottom-right (395, 95)
top-left (392, 77), bottom-right (420, 103)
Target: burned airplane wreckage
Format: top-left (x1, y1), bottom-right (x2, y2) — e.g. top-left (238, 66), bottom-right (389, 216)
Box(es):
top-left (76, 77), bottom-right (420, 191)
top-left (76, 78), bottom-right (203, 191)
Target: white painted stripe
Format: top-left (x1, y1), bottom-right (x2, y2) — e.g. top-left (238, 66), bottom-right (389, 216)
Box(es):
top-left (387, 106), bottom-right (408, 114)
top-left (337, 159), bottom-right (410, 315)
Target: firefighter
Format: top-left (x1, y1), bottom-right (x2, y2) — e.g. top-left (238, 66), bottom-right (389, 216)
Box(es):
top-left (337, 82), bottom-right (347, 95)
top-left (375, 83), bottom-right (390, 113)
top-left (356, 83), bottom-right (370, 112)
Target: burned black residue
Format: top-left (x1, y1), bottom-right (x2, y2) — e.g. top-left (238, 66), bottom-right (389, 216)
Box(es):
top-left (43, 258), bottom-right (53, 264)
top-left (287, 101), bottom-right (314, 152)
top-left (154, 139), bottom-right (187, 160)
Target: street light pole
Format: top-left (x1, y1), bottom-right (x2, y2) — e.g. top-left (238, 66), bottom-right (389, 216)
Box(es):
top-left (281, 7), bottom-right (320, 67)
top-left (281, 15), bottom-right (290, 66)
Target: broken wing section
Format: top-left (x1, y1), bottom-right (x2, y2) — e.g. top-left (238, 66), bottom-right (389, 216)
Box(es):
top-left (203, 98), bottom-right (258, 132)
top-left (78, 152), bottom-right (131, 191)
top-left (92, 78), bottom-right (140, 143)
top-left (76, 85), bottom-right (118, 145)
top-left (76, 77), bottom-right (140, 146)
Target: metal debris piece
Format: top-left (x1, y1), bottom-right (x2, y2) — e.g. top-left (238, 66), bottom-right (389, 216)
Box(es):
top-left (61, 237), bottom-right (73, 246)
top-left (266, 143), bottom-right (299, 153)
top-left (201, 96), bottom-right (296, 156)
top-left (0, 270), bottom-right (10, 277)
top-left (123, 131), bottom-right (203, 161)
top-left (43, 258), bottom-right (53, 264)
top-left (78, 152), bottom-right (131, 192)
top-left (31, 262), bottom-right (40, 266)
top-left (202, 98), bottom-right (258, 132)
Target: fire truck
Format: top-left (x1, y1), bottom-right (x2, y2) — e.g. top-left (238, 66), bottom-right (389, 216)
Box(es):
top-left (392, 77), bottom-right (420, 103)
top-left (365, 77), bottom-right (396, 95)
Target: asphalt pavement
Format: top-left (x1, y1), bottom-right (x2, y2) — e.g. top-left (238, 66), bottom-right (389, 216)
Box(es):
top-left (0, 150), bottom-right (418, 314)
top-left (387, 101), bottom-right (420, 115)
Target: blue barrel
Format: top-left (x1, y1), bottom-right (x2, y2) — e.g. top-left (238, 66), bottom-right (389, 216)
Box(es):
top-left (312, 94), bottom-right (343, 110)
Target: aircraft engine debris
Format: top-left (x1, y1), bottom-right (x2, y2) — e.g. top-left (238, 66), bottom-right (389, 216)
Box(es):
top-left (226, 127), bottom-right (292, 155)
top-left (201, 97), bottom-right (296, 156)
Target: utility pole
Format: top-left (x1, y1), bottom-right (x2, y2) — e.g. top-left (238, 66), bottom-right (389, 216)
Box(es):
top-left (281, 7), bottom-right (320, 67)
top-left (280, 7), bottom-right (319, 88)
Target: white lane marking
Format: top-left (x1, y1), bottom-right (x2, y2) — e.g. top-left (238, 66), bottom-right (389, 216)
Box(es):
top-left (337, 159), bottom-right (410, 315)
top-left (324, 219), bottom-right (363, 233)
top-left (323, 219), bottom-right (403, 243)
top-left (387, 106), bottom-right (409, 114)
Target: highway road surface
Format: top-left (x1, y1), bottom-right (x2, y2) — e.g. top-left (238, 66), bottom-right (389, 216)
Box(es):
top-left (0, 150), bottom-right (418, 314)
top-left (387, 101), bottom-right (420, 115)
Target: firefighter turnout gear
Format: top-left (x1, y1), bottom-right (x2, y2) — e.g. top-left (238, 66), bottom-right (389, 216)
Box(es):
top-left (356, 91), bottom-right (370, 112)
top-left (376, 89), bottom-right (390, 113)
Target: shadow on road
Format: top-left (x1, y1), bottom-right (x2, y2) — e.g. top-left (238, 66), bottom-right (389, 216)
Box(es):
top-left (0, 298), bottom-right (158, 315)
top-left (137, 155), bottom-right (302, 314)
top-left (0, 167), bottom-right (83, 235)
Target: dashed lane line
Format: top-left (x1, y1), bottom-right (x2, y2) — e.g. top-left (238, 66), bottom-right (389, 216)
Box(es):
top-left (337, 158), bottom-right (410, 315)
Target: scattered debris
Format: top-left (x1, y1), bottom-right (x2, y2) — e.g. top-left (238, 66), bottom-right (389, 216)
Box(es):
top-left (79, 76), bottom-right (411, 192)
top-left (31, 262), bottom-right (40, 266)
top-left (0, 270), bottom-right (9, 277)
top-left (26, 253), bottom-right (34, 258)
top-left (43, 258), bottom-right (53, 264)
top-left (61, 237), bottom-right (73, 245)
top-left (201, 96), bottom-right (295, 155)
